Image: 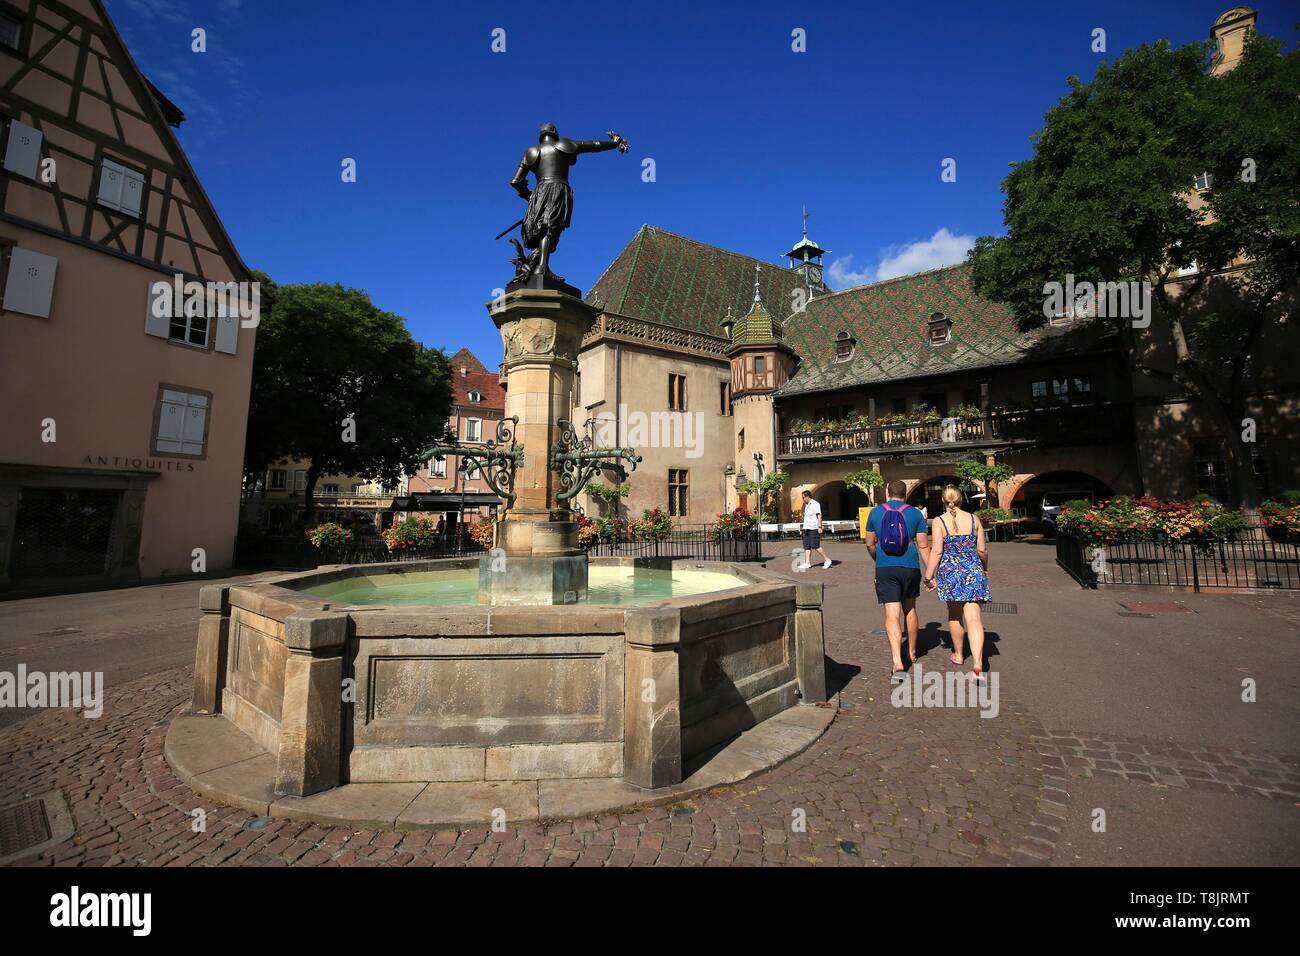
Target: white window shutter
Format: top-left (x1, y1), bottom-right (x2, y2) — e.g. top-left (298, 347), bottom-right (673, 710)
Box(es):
top-left (144, 279), bottom-right (173, 338)
top-left (181, 404), bottom-right (207, 454)
top-left (121, 168), bottom-right (144, 216)
top-left (155, 396), bottom-right (185, 452)
top-left (3, 247), bottom-right (58, 318)
top-left (98, 159), bottom-right (124, 209)
top-left (3, 120), bottom-right (43, 179)
top-left (213, 312), bottom-right (238, 354)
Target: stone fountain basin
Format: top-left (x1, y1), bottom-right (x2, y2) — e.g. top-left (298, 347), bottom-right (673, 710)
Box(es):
top-left (171, 556), bottom-right (831, 827)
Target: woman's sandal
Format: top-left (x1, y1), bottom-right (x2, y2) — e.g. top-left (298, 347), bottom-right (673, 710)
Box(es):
top-left (949, 653), bottom-right (963, 666)
top-left (969, 669), bottom-right (987, 684)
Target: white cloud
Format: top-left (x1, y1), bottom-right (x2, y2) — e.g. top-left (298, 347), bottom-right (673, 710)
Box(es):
top-left (827, 254), bottom-right (873, 288)
top-left (829, 228), bottom-right (976, 289)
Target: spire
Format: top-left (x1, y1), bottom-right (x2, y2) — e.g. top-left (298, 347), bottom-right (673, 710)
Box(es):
top-left (784, 207), bottom-right (830, 296)
top-left (753, 263), bottom-right (762, 304)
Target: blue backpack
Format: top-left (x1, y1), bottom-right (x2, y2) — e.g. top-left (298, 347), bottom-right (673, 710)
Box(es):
top-left (879, 501), bottom-right (911, 556)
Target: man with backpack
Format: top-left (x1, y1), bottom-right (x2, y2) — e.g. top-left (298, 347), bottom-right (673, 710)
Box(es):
top-left (865, 480), bottom-right (930, 684)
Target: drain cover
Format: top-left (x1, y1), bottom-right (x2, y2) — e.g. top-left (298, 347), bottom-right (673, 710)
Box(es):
top-left (0, 799), bottom-right (51, 858)
top-left (984, 602), bottom-right (1018, 615)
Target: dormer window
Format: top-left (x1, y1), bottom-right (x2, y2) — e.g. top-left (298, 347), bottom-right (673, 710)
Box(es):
top-left (927, 312), bottom-right (952, 346)
top-left (834, 330), bottom-right (856, 363)
top-left (468, 389), bottom-right (482, 403)
top-left (1194, 171), bottom-right (1214, 192)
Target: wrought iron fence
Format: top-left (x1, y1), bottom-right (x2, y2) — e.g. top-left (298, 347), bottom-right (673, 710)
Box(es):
top-left (584, 524), bottom-right (764, 562)
top-left (1056, 524), bottom-right (1300, 592)
top-left (235, 533), bottom-right (485, 570)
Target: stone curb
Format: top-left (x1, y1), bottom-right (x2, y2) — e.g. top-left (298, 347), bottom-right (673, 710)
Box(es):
top-left (164, 699), bottom-right (840, 831)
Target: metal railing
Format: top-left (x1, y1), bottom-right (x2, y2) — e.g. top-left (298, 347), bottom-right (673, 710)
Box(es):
top-left (1056, 524), bottom-right (1300, 592)
top-left (584, 524), bottom-right (764, 562)
top-left (235, 534), bottom-right (486, 570)
top-left (778, 402), bottom-right (1133, 459)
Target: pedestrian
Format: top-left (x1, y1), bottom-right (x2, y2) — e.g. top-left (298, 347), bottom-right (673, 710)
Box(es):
top-left (865, 480), bottom-right (929, 683)
top-left (922, 485), bottom-right (991, 683)
top-left (798, 489), bottom-right (832, 571)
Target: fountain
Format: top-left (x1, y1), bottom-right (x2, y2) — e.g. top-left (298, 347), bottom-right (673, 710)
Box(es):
top-left (166, 124), bottom-right (832, 827)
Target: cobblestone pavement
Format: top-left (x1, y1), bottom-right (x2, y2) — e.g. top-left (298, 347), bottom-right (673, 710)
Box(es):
top-left (2, 543), bottom-right (1297, 867)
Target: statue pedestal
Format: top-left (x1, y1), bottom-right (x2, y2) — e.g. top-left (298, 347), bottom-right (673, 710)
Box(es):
top-left (477, 551), bottom-right (588, 606)
top-left (482, 286), bottom-right (599, 605)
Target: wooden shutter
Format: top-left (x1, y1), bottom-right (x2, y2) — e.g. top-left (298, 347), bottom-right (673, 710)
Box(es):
top-left (145, 280), bottom-right (174, 338)
top-left (3, 247), bottom-right (57, 317)
top-left (2, 120), bottom-right (42, 179)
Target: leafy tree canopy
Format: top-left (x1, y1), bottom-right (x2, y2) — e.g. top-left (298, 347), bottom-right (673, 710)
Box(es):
top-left (244, 277), bottom-right (453, 522)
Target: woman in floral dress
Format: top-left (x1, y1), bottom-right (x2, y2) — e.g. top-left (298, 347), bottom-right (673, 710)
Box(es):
top-left (922, 486), bottom-right (991, 682)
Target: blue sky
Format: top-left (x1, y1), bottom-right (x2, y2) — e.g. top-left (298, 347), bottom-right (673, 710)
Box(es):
top-left (105, 0), bottom-right (1290, 362)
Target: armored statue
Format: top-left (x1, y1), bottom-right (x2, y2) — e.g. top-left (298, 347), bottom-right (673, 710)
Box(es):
top-left (500, 123), bottom-right (629, 289)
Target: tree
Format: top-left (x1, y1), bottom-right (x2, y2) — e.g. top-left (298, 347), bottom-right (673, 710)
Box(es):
top-left (970, 31), bottom-right (1299, 507)
top-left (738, 469), bottom-right (788, 521)
top-left (955, 458), bottom-right (1015, 508)
top-left (244, 278), bottom-right (453, 526)
top-left (844, 468), bottom-right (885, 505)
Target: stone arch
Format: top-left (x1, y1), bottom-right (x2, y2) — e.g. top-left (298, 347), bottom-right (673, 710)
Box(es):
top-left (810, 480), bottom-right (869, 521)
top-left (1007, 470), bottom-right (1116, 522)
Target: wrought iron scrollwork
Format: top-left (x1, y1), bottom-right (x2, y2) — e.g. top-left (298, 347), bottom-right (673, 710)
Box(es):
top-left (422, 416), bottom-right (525, 508)
top-left (548, 417), bottom-right (642, 504)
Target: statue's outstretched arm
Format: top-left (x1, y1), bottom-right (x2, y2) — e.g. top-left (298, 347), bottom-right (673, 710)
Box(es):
top-left (575, 131), bottom-right (630, 154)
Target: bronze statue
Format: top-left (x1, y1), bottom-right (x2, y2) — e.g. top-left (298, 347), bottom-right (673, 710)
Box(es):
top-left (499, 123), bottom-right (629, 291)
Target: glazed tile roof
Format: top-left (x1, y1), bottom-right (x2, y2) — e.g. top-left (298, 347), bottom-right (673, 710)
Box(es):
top-left (587, 225), bottom-right (808, 338)
top-left (588, 225), bottom-right (1116, 398)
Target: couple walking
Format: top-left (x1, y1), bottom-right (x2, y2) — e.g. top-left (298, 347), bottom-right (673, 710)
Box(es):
top-left (863, 480), bottom-right (990, 685)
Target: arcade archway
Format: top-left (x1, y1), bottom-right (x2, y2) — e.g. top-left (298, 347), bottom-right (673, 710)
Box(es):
top-left (1013, 471), bottom-right (1114, 524)
top-left (813, 480), bottom-right (869, 521)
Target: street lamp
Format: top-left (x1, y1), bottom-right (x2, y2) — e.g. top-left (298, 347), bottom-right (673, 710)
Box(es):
top-left (457, 459), bottom-right (469, 551)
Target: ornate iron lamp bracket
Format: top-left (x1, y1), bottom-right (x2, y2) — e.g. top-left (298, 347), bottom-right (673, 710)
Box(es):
top-left (548, 417), bottom-right (642, 504)
top-left (422, 416), bottom-right (525, 508)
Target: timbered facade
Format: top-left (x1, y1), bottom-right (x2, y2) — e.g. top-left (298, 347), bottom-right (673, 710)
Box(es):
top-left (0, 0), bottom-right (256, 592)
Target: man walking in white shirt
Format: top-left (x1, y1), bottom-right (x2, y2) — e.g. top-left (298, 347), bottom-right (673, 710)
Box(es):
top-left (798, 489), bottom-right (832, 571)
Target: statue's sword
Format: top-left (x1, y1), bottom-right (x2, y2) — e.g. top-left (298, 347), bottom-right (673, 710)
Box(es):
top-left (494, 217), bottom-right (524, 240)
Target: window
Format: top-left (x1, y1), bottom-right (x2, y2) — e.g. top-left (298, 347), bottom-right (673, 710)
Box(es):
top-left (96, 157), bottom-right (145, 217)
top-left (464, 460), bottom-right (482, 480)
top-left (0, 13), bottom-right (21, 52)
top-left (322, 483), bottom-right (340, 495)
top-left (1192, 438), bottom-right (1231, 503)
top-left (927, 312), bottom-right (952, 346)
top-left (169, 305), bottom-right (209, 348)
top-left (1031, 381), bottom-right (1049, 405)
top-left (429, 456), bottom-right (447, 478)
top-left (737, 429), bottom-right (745, 452)
top-left (294, 470), bottom-right (307, 492)
top-left (1194, 171), bottom-right (1214, 192)
top-left (268, 469), bottom-right (287, 491)
top-left (465, 418), bottom-right (482, 442)
top-left (835, 331), bottom-right (855, 362)
top-left (669, 373), bottom-right (687, 410)
top-left (668, 469), bottom-right (689, 517)
top-left (753, 356), bottom-right (766, 377)
top-left (1072, 376), bottom-right (1092, 399)
top-left (468, 389), bottom-right (482, 403)
top-left (1052, 379), bottom-right (1070, 403)
top-left (719, 381), bottom-right (731, 416)
top-left (153, 386), bottom-right (209, 458)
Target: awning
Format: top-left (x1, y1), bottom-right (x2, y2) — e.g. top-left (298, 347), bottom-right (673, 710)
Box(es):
top-left (387, 492), bottom-right (501, 512)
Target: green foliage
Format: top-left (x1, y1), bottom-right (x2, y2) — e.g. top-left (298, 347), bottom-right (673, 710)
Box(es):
top-left (585, 481), bottom-right (630, 503)
top-left (629, 508), bottom-right (674, 542)
top-left (844, 468), bottom-right (884, 503)
top-left (305, 522), bottom-right (352, 549)
top-left (738, 469), bottom-right (789, 519)
top-left (969, 30), bottom-right (1300, 506)
top-left (244, 278), bottom-right (453, 521)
